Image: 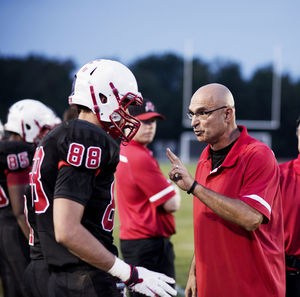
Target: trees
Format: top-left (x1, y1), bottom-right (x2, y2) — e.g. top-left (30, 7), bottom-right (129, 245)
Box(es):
top-left (0, 55), bottom-right (75, 121)
top-left (130, 53), bottom-right (184, 140)
top-left (0, 53), bottom-right (299, 157)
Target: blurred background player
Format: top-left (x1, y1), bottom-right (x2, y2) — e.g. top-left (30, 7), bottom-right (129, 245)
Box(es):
top-left (5, 99), bottom-right (61, 237)
top-left (115, 99), bottom-right (181, 297)
top-left (0, 99), bottom-right (60, 297)
top-left (13, 100), bottom-right (61, 297)
top-left (30, 59), bottom-right (177, 297)
top-left (279, 116), bottom-right (300, 297)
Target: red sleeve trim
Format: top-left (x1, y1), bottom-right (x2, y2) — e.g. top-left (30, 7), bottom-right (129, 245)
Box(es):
top-left (58, 160), bottom-right (70, 169)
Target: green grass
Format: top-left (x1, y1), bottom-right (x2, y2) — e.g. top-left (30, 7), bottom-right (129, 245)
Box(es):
top-left (113, 162), bottom-right (196, 291)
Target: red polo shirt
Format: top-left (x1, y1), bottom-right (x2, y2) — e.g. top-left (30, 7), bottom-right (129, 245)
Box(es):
top-left (193, 126), bottom-right (285, 297)
top-left (279, 154), bottom-right (300, 259)
top-left (115, 140), bottom-right (176, 239)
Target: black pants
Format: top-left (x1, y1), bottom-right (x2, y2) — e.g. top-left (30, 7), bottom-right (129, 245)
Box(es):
top-left (120, 237), bottom-right (175, 297)
top-left (0, 217), bottom-right (30, 297)
top-left (48, 264), bottom-right (123, 297)
top-left (286, 270), bottom-right (300, 297)
top-left (23, 259), bottom-right (50, 297)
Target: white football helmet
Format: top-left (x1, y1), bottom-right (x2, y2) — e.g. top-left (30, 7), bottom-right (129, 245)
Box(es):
top-left (0, 120), bottom-right (4, 140)
top-left (69, 59), bottom-right (143, 142)
top-left (5, 99), bottom-right (61, 144)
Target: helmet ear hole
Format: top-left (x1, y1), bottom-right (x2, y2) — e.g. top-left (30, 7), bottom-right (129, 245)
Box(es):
top-left (99, 93), bottom-right (107, 104)
top-left (26, 124), bottom-right (31, 130)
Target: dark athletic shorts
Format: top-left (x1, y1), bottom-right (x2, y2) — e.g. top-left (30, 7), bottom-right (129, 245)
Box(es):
top-left (24, 259), bottom-right (50, 297)
top-left (0, 217), bottom-right (29, 297)
top-left (47, 264), bottom-right (124, 297)
top-left (120, 237), bottom-right (175, 297)
top-left (286, 269), bottom-right (300, 297)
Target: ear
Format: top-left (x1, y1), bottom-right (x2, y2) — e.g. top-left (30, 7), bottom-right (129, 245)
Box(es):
top-left (224, 107), bottom-right (234, 122)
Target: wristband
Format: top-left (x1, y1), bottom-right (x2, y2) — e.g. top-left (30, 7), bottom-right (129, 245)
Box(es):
top-left (124, 265), bottom-right (139, 287)
top-left (187, 180), bottom-right (198, 194)
top-left (108, 257), bottom-right (131, 282)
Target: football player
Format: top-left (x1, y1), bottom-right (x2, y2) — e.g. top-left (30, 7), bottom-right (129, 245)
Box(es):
top-left (30, 59), bottom-right (177, 297)
top-left (7, 100), bottom-right (62, 297)
top-left (0, 99), bottom-right (60, 297)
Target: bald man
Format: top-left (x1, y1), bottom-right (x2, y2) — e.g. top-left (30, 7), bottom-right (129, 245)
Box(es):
top-left (167, 83), bottom-right (285, 297)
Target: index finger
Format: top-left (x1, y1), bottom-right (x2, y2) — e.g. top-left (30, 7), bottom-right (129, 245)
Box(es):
top-left (166, 148), bottom-right (180, 165)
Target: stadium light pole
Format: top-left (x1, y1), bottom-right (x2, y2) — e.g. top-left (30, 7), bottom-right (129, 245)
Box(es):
top-left (180, 40), bottom-right (194, 163)
top-left (271, 46), bottom-right (282, 129)
top-left (182, 39), bottom-right (193, 128)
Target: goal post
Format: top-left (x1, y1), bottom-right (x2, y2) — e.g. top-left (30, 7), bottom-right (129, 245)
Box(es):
top-left (180, 45), bottom-right (282, 163)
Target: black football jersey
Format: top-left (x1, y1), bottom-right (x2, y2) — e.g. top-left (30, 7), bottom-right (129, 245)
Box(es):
top-left (30, 119), bottom-right (119, 267)
top-left (0, 140), bottom-right (35, 219)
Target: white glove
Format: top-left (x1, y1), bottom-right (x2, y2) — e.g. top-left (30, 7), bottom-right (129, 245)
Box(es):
top-left (108, 257), bottom-right (177, 297)
top-left (126, 266), bottom-right (177, 297)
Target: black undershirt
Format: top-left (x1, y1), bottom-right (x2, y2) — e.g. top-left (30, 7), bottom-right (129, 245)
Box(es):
top-left (208, 140), bottom-right (237, 170)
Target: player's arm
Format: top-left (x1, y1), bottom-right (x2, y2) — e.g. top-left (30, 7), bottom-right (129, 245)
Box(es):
top-left (162, 185), bottom-right (181, 213)
top-left (166, 148), bottom-right (263, 231)
top-left (53, 198), bottom-right (116, 270)
top-left (53, 198), bottom-right (177, 297)
top-left (7, 170), bottom-right (30, 239)
top-left (188, 184), bottom-right (263, 231)
top-left (132, 154), bottom-right (181, 214)
top-left (185, 255), bottom-right (197, 297)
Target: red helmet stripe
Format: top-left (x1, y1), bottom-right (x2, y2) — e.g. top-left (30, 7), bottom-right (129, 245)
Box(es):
top-left (90, 85), bottom-right (102, 123)
top-left (21, 120), bottom-right (26, 141)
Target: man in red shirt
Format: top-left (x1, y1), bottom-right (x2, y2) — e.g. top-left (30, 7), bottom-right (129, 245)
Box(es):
top-left (279, 116), bottom-right (300, 297)
top-left (115, 99), bottom-right (181, 297)
top-left (167, 83), bottom-right (285, 297)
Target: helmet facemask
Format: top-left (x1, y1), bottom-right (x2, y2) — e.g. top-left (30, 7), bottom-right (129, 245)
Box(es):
top-left (32, 120), bottom-right (57, 145)
top-left (90, 82), bottom-right (143, 142)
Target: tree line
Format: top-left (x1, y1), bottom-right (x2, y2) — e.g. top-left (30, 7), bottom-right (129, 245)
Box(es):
top-left (0, 53), bottom-right (299, 158)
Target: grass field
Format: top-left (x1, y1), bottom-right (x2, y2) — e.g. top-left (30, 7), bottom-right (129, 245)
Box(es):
top-left (113, 162), bottom-right (196, 295)
top-left (0, 163), bottom-right (196, 297)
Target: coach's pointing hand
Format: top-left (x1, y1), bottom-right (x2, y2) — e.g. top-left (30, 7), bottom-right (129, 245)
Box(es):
top-left (166, 148), bottom-right (195, 192)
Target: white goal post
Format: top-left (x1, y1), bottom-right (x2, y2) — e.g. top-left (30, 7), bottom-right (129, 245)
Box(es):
top-left (180, 43), bottom-right (282, 163)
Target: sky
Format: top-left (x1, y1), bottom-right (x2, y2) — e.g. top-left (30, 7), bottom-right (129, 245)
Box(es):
top-left (0, 0), bottom-right (300, 80)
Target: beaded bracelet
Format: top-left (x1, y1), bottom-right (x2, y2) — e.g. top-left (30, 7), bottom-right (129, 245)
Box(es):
top-left (187, 180), bottom-right (198, 194)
